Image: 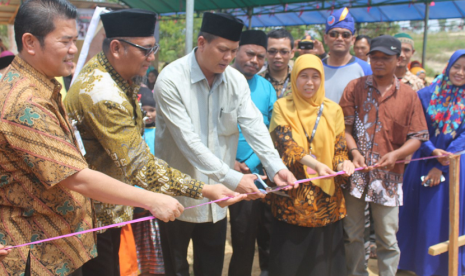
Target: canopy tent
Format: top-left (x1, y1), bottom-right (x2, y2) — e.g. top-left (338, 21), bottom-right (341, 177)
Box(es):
top-left (120, 0), bottom-right (323, 14)
top-left (121, 0), bottom-right (465, 65)
top-left (233, 1), bottom-right (465, 27)
top-left (2, 0), bottom-right (462, 65)
top-left (121, 0), bottom-right (465, 25)
top-left (0, 0), bottom-right (128, 25)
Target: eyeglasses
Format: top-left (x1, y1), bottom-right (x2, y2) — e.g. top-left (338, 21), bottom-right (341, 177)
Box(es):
top-left (328, 31), bottom-right (352, 39)
top-left (267, 49), bottom-right (291, 56)
top-left (117, 39), bottom-right (160, 58)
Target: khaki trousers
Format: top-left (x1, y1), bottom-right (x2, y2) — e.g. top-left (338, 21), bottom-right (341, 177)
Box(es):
top-left (343, 189), bottom-right (400, 276)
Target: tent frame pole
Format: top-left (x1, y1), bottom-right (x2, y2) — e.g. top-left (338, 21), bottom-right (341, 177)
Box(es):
top-left (247, 7), bottom-right (252, 30)
top-left (185, 0), bottom-right (194, 55)
top-left (421, 1), bottom-right (430, 67)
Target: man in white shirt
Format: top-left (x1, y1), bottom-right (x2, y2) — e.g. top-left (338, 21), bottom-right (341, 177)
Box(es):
top-left (155, 12), bottom-right (297, 276)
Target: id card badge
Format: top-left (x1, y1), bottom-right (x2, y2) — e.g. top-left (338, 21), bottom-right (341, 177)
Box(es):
top-left (307, 149), bottom-right (318, 175)
top-left (72, 120), bottom-right (86, 156)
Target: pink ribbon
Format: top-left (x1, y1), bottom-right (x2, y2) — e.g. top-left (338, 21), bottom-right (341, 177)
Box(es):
top-left (7, 151), bottom-right (464, 249)
top-left (7, 197), bottom-right (232, 249)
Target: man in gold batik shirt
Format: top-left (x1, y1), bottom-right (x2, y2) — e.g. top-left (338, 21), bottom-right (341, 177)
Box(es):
top-left (64, 9), bottom-right (244, 275)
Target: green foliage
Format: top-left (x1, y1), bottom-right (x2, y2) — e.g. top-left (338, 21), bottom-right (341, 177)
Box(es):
top-left (0, 25), bottom-right (8, 48)
top-left (410, 20), bottom-right (424, 31)
top-left (438, 19), bottom-right (447, 32)
top-left (158, 17), bottom-right (202, 64)
top-left (410, 31), bottom-right (465, 75)
top-left (155, 17), bottom-right (461, 77)
top-left (424, 64), bottom-right (436, 78)
top-left (261, 25), bottom-right (325, 43)
top-left (260, 24), bottom-right (327, 55)
top-left (357, 22), bottom-right (401, 37)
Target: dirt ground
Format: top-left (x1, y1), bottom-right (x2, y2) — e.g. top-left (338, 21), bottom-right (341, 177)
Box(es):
top-left (186, 213), bottom-right (418, 276)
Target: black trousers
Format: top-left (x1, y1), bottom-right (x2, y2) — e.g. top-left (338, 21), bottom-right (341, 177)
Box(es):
top-left (269, 218), bottom-right (347, 276)
top-left (81, 228), bottom-right (122, 276)
top-left (24, 251), bottom-right (83, 276)
top-left (228, 200), bottom-right (272, 276)
top-left (158, 218), bottom-right (227, 276)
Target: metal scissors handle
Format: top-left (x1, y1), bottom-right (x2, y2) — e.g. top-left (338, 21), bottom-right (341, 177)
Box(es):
top-left (253, 173), bottom-right (290, 198)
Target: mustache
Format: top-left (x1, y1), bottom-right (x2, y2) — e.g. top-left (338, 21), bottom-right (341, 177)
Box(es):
top-left (245, 62), bottom-right (259, 70)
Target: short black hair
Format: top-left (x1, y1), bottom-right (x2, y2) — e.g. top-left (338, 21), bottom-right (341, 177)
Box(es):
top-left (355, 35), bottom-right (371, 45)
top-left (198, 31), bottom-right (218, 43)
top-left (267, 29), bottom-right (294, 49)
top-left (14, 0), bottom-right (77, 52)
top-left (148, 69), bottom-right (159, 77)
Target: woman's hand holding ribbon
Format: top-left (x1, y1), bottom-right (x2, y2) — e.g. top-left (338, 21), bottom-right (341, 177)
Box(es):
top-left (432, 149), bottom-right (453, 166)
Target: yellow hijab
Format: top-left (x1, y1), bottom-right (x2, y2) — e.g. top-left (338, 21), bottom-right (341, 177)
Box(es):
top-left (270, 54), bottom-right (339, 195)
top-left (410, 66), bottom-right (426, 76)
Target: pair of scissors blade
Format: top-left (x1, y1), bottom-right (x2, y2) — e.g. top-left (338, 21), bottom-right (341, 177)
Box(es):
top-left (253, 173), bottom-right (290, 197)
top-left (265, 186), bottom-right (291, 197)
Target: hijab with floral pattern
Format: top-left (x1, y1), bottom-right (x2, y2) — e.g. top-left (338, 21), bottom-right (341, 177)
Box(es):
top-left (426, 49), bottom-right (465, 137)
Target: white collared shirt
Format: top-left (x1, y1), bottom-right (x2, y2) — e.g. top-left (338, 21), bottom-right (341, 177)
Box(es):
top-left (155, 48), bottom-right (286, 223)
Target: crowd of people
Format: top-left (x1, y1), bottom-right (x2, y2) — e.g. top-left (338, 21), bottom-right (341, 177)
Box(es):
top-left (0, 1), bottom-right (464, 276)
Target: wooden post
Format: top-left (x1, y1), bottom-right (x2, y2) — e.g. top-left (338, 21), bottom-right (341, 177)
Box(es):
top-left (449, 155), bottom-right (460, 276)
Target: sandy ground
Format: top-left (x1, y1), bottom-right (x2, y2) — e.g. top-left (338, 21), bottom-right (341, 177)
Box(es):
top-left (186, 213), bottom-right (418, 276)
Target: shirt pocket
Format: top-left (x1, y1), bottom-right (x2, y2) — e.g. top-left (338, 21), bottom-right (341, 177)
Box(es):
top-left (218, 110), bottom-right (239, 136)
top-left (389, 120), bottom-right (409, 147)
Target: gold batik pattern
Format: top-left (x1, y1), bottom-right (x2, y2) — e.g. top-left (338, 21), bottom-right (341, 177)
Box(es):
top-left (0, 57), bottom-right (96, 275)
top-left (266, 125), bottom-right (348, 227)
top-left (65, 52), bottom-right (204, 227)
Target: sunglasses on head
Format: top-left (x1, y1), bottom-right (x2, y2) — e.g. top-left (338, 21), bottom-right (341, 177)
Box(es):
top-left (328, 31), bottom-right (352, 39)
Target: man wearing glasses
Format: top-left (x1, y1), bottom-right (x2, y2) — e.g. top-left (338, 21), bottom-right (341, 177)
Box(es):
top-left (259, 29), bottom-right (295, 99)
top-left (65, 9), bottom-right (245, 275)
top-left (322, 7), bottom-right (372, 103)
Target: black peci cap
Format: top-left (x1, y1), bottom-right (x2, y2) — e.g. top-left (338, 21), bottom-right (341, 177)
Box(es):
top-left (200, 12), bottom-right (244, 42)
top-left (239, 30), bottom-right (267, 49)
top-left (101, 9), bottom-right (157, 38)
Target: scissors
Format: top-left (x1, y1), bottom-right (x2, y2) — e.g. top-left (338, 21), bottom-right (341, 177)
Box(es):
top-left (253, 173), bottom-right (290, 197)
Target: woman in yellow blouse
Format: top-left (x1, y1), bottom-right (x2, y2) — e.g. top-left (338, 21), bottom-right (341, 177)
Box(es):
top-left (267, 54), bottom-right (354, 276)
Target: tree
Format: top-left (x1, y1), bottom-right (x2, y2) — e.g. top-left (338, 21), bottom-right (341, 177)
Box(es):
top-left (358, 22), bottom-right (401, 37)
top-left (158, 17), bottom-right (202, 64)
top-left (410, 20), bottom-right (424, 31)
top-left (260, 24), bottom-right (327, 53)
top-left (0, 25), bottom-right (8, 49)
top-left (438, 19), bottom-right (447, 31)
